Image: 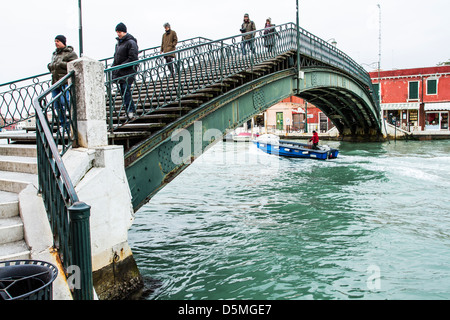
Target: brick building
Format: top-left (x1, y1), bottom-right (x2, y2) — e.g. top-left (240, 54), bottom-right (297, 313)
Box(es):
top-left (369, 66), bottom-right (450, 132)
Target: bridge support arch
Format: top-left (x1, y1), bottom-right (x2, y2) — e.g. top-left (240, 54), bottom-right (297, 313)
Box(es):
top-left (125, 68), bottom-right (381, 210)
top-left (298, 68), bottom-right (381, 141)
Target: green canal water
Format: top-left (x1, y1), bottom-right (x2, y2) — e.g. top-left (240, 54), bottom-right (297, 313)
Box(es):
top-left (128, 139), bottom-right (450, 300)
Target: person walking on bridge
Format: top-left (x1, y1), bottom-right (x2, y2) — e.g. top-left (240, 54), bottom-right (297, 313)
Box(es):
top-left (47, 35), bottom-right (78, 136)
top-left (240, 13), bottom-right (256, 55)
top-left (112, 22), bottom-right (139, 119)
top-left (263, 18), bottom-right (279, 53)
top-left (160, 22), bottom-right (178, 77)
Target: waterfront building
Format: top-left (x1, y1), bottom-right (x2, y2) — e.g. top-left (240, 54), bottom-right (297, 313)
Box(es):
top-left (370, 65), bottom-right (450, 132)
top-left (264, 96), bottom-right (334, 133)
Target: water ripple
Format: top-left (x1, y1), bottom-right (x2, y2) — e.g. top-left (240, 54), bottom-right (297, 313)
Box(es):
top-left (129, 140), bottom-right (450, 300)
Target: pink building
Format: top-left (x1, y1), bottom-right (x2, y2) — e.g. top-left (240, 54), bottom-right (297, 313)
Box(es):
top-left (265, 96), bottom-right (333, 133)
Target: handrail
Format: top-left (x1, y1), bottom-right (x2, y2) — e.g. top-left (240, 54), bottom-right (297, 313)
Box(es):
top-left (105, 22), bottom-right (372, 88)
top-left (3, 23), bottom-right (379, 131)
top-left (33, 71), bottom-right (93, 300)
top-left (1, 36), bottom-right (213, 129)
top-left (104, 22), bottom-right (379, 131)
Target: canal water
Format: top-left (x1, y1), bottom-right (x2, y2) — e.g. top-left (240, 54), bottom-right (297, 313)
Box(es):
top-left (128, 139), bottom-right (450, 300)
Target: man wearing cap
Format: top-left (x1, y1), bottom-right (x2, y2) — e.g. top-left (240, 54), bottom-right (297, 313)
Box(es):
top-left (47, 35), bottom-right (78, 136)
top-left (240, 13), bottom-right (256, 55)
top-left (112, 22), bottom-right (139, 118)
top-left (160, 22), bottom-right (178, 77)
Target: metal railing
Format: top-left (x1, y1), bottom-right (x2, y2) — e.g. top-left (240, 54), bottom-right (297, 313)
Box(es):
top-left (33, 71), bottom-right (93, 300)
top-left (104, 22), bottom-right (379, 131)
top-left (1, 36), bottom-right (213, 130)
top-left (3, 23), bottom-right (379, 132)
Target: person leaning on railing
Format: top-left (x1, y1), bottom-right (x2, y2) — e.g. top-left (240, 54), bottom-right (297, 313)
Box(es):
top-left (47, 35), bottom-right (78, 135)
top-left (112, 22), bottom-right (139, 119)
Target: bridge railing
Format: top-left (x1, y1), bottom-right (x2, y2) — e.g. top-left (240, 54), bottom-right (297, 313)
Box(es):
top-left (33, 71), bottom-right (93, 300)
top-left (104, 23), bottom-right (298, 130)
top-left (0, 37), bottom-right (213, 130)
top-left (2, 23), bottom-right (379, 132)
top-left (104, 22), bottom-right (379, 131)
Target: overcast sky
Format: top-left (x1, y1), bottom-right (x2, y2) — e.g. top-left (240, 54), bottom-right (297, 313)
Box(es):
top-left (0, 0), bottom-right (449, 84)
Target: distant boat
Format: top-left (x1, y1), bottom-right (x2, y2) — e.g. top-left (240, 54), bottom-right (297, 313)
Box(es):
top-left (253, 134), bottom-right (339, 160)
top-left (232, 132), bottom-right (259, 142)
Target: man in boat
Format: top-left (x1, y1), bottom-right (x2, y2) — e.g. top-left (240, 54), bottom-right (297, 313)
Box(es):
top-left (309, 130), bottom-right (319, 149)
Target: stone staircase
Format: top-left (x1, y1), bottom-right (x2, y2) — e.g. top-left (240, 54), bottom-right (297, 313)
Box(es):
top-left (0, 144), bottom-right (38, 262)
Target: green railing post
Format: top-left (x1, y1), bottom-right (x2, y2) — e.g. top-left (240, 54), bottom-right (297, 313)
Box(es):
top-left (106, 71), bottom-right (113, 131)
top-left (69, 201), bottom-right (93, 300)
top-left (177, 52), bottom-right (182, 116)
top-left (220, 40), bottom-right (224, 83)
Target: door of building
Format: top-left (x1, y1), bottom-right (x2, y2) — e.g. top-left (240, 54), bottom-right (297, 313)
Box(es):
top-left (276, 112), bottom-right (284, 130)
top-left (319, 112), bottom-right (328, 132)
top-left (292, 113), bottom-right (305, 131)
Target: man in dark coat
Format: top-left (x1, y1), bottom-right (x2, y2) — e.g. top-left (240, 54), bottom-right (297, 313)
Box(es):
top-left (112, 22), bottom-right (139, 118)
top-left (47, 35), bottom-right (78, 136)
top-left (160, 22), bottom-right (178, 76)
top-left (240, 13), bottom-right (256, 55)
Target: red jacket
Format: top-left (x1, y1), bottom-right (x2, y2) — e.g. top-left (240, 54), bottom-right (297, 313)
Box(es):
top-left (310, 132), bottom-right (319, 144)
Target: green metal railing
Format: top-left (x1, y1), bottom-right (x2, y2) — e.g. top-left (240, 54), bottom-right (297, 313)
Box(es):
top-left (33, 71), bottom-right (93, 300)
top-left (1, 37), bottom-right (213, 130)
top-left (3, 25), bottom-right (379, 132)
top-left (104, 22), bottom-right (379, 131)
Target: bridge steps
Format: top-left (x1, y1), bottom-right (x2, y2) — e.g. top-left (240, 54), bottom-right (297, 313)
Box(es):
top-left (0, 144), bottom-right (38, 262)
top-left (106, 50), bottom-right (297, 150)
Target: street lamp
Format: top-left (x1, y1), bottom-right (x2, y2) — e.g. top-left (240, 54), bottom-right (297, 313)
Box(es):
top-left (295, 0), bottom-right (307, 132)
top-left (78, 0), bottom-right (83, 57)
top-left (326, 38), bottom-right (337, 47)
top-left (296, 0), bottom-right (301, 90)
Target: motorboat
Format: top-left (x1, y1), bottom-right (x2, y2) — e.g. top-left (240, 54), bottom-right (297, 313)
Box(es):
top-left (253, 134), bottom-right (339, 160)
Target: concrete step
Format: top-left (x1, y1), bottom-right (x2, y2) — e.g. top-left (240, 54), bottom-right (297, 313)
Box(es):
top-left (0, 144), bottom-right (37, 158)
top-left (0, 216), bottom-right (24, 245)
top-left (0, 155), bottom-right (38, 174)
top-left (0, 240), bottom-right (30, 262)
top-left (0, 171), bottom-right (38, 193)
top-left (0, 191), bottom-right (19, 219)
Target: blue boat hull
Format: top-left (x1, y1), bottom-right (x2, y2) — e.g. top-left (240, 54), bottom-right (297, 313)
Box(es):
top-left (253, 140), bottom-right (339, 160)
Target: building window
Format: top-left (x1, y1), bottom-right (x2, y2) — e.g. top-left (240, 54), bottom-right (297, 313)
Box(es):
top-left (372, 83), bottom-right (380, 102)
top-left (408, 81), bottom-right (419, 100)
top-left (425, 112), bottom-right (449, 131)
top-left (427, 79), bottom-right (438, 95)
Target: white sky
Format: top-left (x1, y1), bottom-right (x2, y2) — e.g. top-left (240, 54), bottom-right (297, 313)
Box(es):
top-left (0, 0), bottom-right (449, 84)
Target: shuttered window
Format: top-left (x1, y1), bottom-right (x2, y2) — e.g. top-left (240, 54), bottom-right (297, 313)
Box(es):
top-left (409, 81), bottom-right (419, 100)
top-left (372, 83), bottom-right (380, 101)
top-left (427, 79), bottom-right (437, 95)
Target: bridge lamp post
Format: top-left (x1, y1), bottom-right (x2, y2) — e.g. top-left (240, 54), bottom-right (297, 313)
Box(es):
top-left (78, 0), bottom-right (84, 57)
top-left (295, 0), bottom-right (307, 133)
top-left (327, 38), bottom-right (337, 47)
top-left (296, 0), bottom-right (301, 90)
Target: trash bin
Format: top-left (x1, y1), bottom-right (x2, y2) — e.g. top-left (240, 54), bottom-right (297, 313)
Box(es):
top-left (0, 260), bottom-right (58, 300)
